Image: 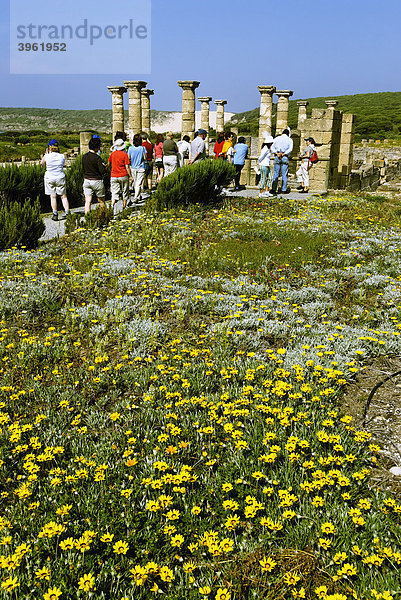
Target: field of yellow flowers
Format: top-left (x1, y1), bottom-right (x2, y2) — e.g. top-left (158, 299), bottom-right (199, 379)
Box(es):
top-left (1, 194), bottom-right (401, 600)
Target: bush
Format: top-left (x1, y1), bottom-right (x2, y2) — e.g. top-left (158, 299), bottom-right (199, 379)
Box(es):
top-left (64, 204), bottom-right (114, 234)
top-left (0, 163), bottom-right (46, 209)
top-left (147, 159), bottom-right (236, 211)
top-left (0, 199), bottom-right (45, 250)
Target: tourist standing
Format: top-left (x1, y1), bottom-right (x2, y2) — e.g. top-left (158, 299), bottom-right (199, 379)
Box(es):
top-left (232, 136), bottom-right (249, 190)
top-left (177, 135), bottom-right (191, 167)
top-left (108, 139), bottom-right (132, 213)
top-left (258, 135), bottom-right (274, 197)
top-left (221, 132), bottom-right (235, 162)
top-left (82, 137), bottom-right (107, 214)
top-left (128, 134), bottom-right (147, 204)
top-left (270, 128), bottom-right (293, 195)
top-left (141, 132), bottom-right (154, 191)
top-left (154, 134), bottom-right (164, 183)
top-left (296, 137), bottom-right (316, 193)
top-left (163, 132), bottom-right (179, 176)
top-left (190, 129), bottom-right (207, 163)
top-left (213, 132), bottom-right (225, 159)
top-left (41, 139), bottom-right (70, 221)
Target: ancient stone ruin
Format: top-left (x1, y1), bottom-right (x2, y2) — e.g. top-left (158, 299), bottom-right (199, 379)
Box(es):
top-left (85, 80), bottom-right (400, 193)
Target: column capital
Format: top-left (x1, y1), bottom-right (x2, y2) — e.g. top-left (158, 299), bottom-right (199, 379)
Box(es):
top-left (198, 96), bottom-right (212, 103)
top-left (258, 85), bottom-right (276, 95)
top-left (142, 88), bottom-right (154, 98)
top-left (325, 99), bottom-right (339, 108)
top-left (276, 90), bottom-right (293, 98)
top-left (123, 80), bottom-right (147, 90)
top-left (177, 80), bottom-right (200, 90)
top-left (108, 86), bottom-right (127, 94)
top-left (297, 100), bottom-right (309, 107)
top-left (214, 99), bottom-right (227, 106)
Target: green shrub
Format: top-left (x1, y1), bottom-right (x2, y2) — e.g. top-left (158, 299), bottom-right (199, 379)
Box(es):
top-left (0, 199), bottom-right (45, 250)
top-left (0, 163), bottom-right (46, 209)
top-left (64, 204), bottom-right (114, 234)
top-left (147, 159), bottom-right (236, 211)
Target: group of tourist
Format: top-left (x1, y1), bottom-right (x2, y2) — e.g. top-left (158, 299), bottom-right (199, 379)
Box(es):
top-left (41, 128), bottom-right (317, 220)
top-left (256, 129), bottom-right (317, 198)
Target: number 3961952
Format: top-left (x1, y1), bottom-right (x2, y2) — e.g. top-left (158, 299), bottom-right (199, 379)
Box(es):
top-left (18, 42), bottom-right (67, 51)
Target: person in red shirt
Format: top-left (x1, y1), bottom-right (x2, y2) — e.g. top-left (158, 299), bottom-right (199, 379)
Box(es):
top-left (108, 138), bottom-right (132, 213)
top-left (213, 132), bottom-right (225, 159)
top-left (154, 133), bottom-right (164, 184)
top-left (141, 132), bottom-right (154, 192)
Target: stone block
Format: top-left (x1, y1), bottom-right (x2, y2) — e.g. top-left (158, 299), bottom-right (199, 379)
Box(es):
top-left (311, 109), bottom-right (325, 119)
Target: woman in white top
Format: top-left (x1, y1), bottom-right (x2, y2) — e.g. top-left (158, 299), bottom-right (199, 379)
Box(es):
top-left (41, 139), bottom-right (69, 221)
top-left (258, 135), bottom-right (274, 197)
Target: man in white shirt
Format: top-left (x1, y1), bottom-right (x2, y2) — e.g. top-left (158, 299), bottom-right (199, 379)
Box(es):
top-left (190, 129), bottom-right (207, 163)
top-left (270, 128), bottom-right (293, 195)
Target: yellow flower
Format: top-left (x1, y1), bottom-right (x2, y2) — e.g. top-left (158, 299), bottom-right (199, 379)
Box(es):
top-left (59, 538), bottom-right (75, 551)
top-left (320, 522), bottom-right (336, 534)
top-left (259, 556), bottom-right (277, 572)
top-left (216, 588), bottom-right (231, 600)
top-left (78, 573), bottom-right (95, 592)
top-left (199, 586), bottom-right (211, 596)
top-left (283, 572), bottom-right (301, 586)
top-left (1, 577), bottom-right (20, 591)
top-left (183, 561), bottom-right (196, 573)
top-left (35, 567), bottom-right (51, 580)
top-left (113, 540), bottom-right (129, 555)
top-left (159, 566), bottom-right (174, 582)
top-left (100, 533), bottom-right (114, 543)
top-left (43, 587), bottom-right (62, 600)
top-left (170, 534), bottom-right (184, 548)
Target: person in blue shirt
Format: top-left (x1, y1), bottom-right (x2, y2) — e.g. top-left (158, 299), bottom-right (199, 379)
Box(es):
top-left (232, 137), bottom-right (249, 190)
top-left (270, 129), bottom-right (293, 195)
top-left (128, 134), bottom-right (147, 205)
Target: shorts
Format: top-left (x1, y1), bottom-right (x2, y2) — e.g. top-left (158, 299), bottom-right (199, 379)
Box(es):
top-left (144, 161), bottom-right (153, 176)
top-left (44, 173), bottom-right (66, 196)
top-left (110, 176), bottom-right (130, 202)
top-left (83, 178), bottom-right (105, 198)
top-left (155, 158), bottom-right (163, 169)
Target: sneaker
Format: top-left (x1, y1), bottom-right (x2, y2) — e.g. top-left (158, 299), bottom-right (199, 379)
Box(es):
top-left (300, 189), bottom-right (309, 194)
top-left (296, 185), bottom-right (303, 191)
top-left (261, 191), bottom-right (273, 198)
top-left (281, 190), bottom-right (291, 194)
top-left (51, 213), bottom-right (58, 221)
top-left (270, 190), bottom-right (277, 196)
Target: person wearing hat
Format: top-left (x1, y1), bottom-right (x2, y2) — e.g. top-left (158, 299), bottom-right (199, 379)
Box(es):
top-left (296, 137), bottom-right (316, 193)
top-left (258, 135), bottom-right (274, 197)
top-left (190, 129), bottom-right (207, 163)
top-left (270, 128), bottom-right (293, 195)
top-left (108, 138), bottom-right (132, 213)
top-left (41, 139), bottom-right (70, 221)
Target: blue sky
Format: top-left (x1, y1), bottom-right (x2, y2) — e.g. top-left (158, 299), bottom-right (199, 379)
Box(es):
top-left (0, 0), bottom-right (400, 113)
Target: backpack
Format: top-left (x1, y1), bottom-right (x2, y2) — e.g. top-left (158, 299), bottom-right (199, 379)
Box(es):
top-left (309, 149), bottom-right (319, 164)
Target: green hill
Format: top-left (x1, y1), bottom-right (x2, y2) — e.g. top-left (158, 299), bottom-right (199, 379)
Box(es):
top-left (228, 91), bottom-right (401, 139)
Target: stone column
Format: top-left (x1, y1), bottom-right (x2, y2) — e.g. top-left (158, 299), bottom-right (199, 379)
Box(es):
top-left (123, 80), bottom-right (147, 134)
top-left (80, 131), bottom-right (93, 154)
top-left (258, 85), bottom-right (276, 145)
top-left (178, 80), bottom-right (200, 139)
top-left (214, 100), bottom-right (227, 134)
top-left (275, 90), bottom-right (293, 133)
top-left (198, 96), bottom-right (212, 134)
top-left (297, 100), bottom-right (308, 128)
top-left (338, 113), bottom-right (356, 189)
top-left (107, 86), bottom-right (127, 138)
top-left (141, 89), bottom-right (154, 135)
top-left (297, 100), bottom-right (309, 150)
top-left (325, 100), bottom-right (339, 110)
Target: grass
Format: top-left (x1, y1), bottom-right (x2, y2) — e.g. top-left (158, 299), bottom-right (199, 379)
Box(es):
top-left (0, 193), bottom-right (400, 600)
